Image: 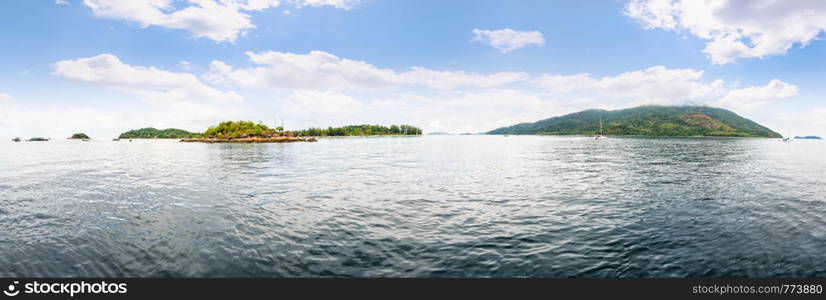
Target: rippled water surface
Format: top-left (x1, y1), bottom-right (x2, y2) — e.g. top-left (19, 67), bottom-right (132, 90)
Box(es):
top-left (1, 136), bottom-right (825, 277)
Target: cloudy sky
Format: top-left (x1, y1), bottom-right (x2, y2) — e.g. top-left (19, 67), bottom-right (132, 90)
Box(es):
top-left (2, 0), bottom-right (826, 138)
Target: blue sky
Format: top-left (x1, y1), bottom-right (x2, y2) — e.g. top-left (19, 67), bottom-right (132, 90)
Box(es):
top-left (2, 0), bottom-right (825, 138)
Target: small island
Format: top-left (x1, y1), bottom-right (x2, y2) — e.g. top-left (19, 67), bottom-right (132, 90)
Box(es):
top-left (68, 133), bottom-right (90, 140)
top-left (794, 136), bottom-right (823, 140)
top-left (180, 121), bottom-right (315, 143)
top-left (119, 128), bottom-right (197, 139)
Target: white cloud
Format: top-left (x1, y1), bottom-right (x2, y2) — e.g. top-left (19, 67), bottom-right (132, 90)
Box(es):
top-left (284, 90), bottom-right (363, 116)
top-left (55, 0), bottom-right (70, 5)
top-left (715, 79), bottom-right (798, 112)
top-left (0, 93), bottom-right (10, 102)
top-left (471, 28), bottom-right (545, 53)
top-left (204, 50), bottom-right (529, 90)
top-left (205, 50), bottom-right (402, 90)
top-left (625, 0), bottom-right (826, 64)
top-left (82, 0), bottom-right (260, 42)
top-left (536, 66), bottom-right (725, 104)
top-left (52, 53), bottom-right (242, 102)
top-left (292, 0), bottom-right (360, 10)
top-left (403, 68), bottom-right (529, 90)
top-left (81, 0), bottom-right (362, 43)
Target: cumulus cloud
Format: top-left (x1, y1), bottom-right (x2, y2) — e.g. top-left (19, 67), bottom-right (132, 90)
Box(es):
top-left (52, 53), bottom-right (243, 102)
top-left (471, 28), bottom-right (545, 52)
top-left (284, 90), bottom-right (363, 116)
top-left (535, 65), bottom-right (799, 112)
top-left (81, 0), bottom-right (358, 42)
top-left (715, 79), bottom-right (798, 112)
top-left (625, 0), bottom-right (826, 64)
top-left (204, 50), bottom-right (530, 90)
top-left (205, 50), bottom-right (401, 90)
top-left (402, 68), bottom-right (529, 90)
top-left (535, 66), bottom-right (725, 104)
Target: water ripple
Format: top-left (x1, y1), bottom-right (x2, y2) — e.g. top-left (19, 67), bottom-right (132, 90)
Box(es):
top-left (1, 137), bottom-right (825, 277)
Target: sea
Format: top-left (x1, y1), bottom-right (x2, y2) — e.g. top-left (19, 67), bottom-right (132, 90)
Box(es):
top-left (1, 136), bottom-right (824, 277)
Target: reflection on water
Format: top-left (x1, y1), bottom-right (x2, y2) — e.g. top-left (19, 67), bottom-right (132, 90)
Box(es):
top-left (0, 136), bottom-right (824, 277)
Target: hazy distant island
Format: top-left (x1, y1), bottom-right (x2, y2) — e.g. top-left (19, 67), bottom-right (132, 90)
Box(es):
top-left (488, 106), bottom-right (782, 138)
top-left (68, 133), bottom-right (90, 140)
top-left (794, 136), bottom-right (822, 140)
top-left (427, 132), bottom-right (453, 135)
top-left (119, 128), bottom-right (197, 139)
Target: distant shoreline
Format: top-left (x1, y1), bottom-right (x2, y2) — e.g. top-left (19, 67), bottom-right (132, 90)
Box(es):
top-left (494, 134), bottom-right (776, 139)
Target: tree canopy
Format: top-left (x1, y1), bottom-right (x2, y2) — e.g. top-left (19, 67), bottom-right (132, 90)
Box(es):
top-left (295, 124), bottom-right (422, 136)
top-left (199, 121), bottom-right (290, 139)
top-left (118, 128), bottom-right (196, 139)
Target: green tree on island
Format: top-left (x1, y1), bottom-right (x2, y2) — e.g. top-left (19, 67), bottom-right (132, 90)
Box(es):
top-left (200, 121), bottom-right (285, 139)
top-left (295, 124), bottom-right (422, 137)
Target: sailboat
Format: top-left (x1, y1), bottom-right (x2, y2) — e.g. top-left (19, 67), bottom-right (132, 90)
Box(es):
top-left (780, 128), bottom-right (793, 142)
top-left (595, 116), bottom-right (607, 140)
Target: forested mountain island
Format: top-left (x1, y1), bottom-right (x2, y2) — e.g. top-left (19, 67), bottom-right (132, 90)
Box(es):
top-left (119, 128), bottom-right (197, 139)
top-left (488, 106), bottom-right (782, 138)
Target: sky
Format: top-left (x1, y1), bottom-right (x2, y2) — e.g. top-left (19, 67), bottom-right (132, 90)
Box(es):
top-left (1, 0), bottom-right (826, 138)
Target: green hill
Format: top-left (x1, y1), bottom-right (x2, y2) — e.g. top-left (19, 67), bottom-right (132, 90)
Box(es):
top-left (488, 106), bottom-right (781, 138)
top-left (118, 128), bottom-right (197, 139)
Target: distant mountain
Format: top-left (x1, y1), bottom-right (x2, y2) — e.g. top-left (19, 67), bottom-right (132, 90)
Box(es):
top-left (488, 106), bottom-right (781, 138)
top-left (118, 128), bottom-right (196, 139)
top-left (795, 136), bottom-right (823, 140)
top-left (427, 132), bottom-right (453, 135)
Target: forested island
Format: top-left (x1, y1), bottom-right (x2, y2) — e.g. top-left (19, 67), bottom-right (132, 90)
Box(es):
top-left (180, 121), bottom-right (314, 143)
top-left (68, 133), bottom-right (90, 140)
top-left (295, 124), bottom-right (422, 137)
top-left (488, 106), bottom-right (781, 138)
top-left (119, 128), bottom-right (197, 139)
top-left (178, 122), bottom-right (422, 143)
